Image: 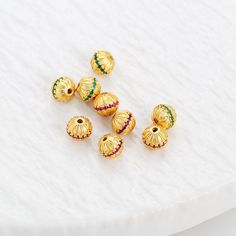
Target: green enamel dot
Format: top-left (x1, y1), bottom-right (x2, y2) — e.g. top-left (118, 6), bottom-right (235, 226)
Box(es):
top-left (162, 105), bottom-right (174, 126)
top-left (94, 53), bottom-right (107, 74)
top-left (84, 78), bottom-right (97, 101)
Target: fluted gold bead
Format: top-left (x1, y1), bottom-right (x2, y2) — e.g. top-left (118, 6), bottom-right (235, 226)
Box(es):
top-left (52, 77), bottom-right (75, 102)
top-left (112, 110), bottom-right (136, 135)
top-left (142, 124), bottom-right (168, 149)
top-left (66, 116), bottom-right (92, 140)
top-left (93, 92), bottom-right (119, 116)
top-left (90, 51), bottom-right (115, 75)
top-left (152, 104), bottom-right (177, 129)
top-left (76, 77), bottom-right (101, 102)
top-left (98, 133), bottom-right (124, 158)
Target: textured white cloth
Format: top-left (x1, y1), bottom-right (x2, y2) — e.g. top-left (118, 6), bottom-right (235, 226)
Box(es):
top-left (0, 0), bottom-right (236, 235)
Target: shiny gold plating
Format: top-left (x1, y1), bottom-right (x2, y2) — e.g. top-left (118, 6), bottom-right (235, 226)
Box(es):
top-left (112, 110), bottom-right (136, 135)
top-left (52, 77), bottom-right (75, 102)
top-left (93, 92), bottom-right (119, 116)
top-left (90, 51), bottom-right (115, 75)
top-left (66, 116), bottom-right (93, 140)
top-left (142, 124), bottom-right (168, 149)
top-left (98, 133), bottom-right (123, 158)
top-left (76, 77), bottom-right (101, 102)
top-left (152, 104), bottom-right (177, 129)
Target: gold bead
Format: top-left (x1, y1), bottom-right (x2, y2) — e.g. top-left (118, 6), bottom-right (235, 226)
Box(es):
top-left (112, 110), bottom-right (136, 135)
top-left (66, 116), bottom-right (92, 140)
top-left (142, 124), bottom-right (168, 149)
top-left (52, 77), bottom-right (75, 102)
top-left (90, 51), bottom-right (115, 75)
top-left (98, 133), bottom-right (124, 158)
top-left (76, 77), bottom-right (101, 102)
top-left (152, 104), bottom-right (177, 129)
top-left (93, 92), bottom-right (119, 116)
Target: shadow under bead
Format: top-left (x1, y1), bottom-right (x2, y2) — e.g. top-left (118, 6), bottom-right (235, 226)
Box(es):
top-left (142, 124), bottom-right (168, 149)
top-left (76, 77), bottom-right (101, 102)
top-left (90, 51), bottom-right (115, 75)
top-left (112, 110), bottom-right (136, 135)
top-left (152, 104), bottom-right (177, 129)
top-left (52, 77), bottom-right (75, 102)
top-left (66, 116), bottom-right (93, 140)
top-left (93, 92), bottom-right (119, 116)
top-left (98, 133), bottom-right (124, 158)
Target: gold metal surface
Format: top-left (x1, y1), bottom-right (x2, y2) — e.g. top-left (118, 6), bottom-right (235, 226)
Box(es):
top-left (142, 124), bottom-right (168, 149)
top-left (98, 133), bottom-right (123, 158)
top-left (76, 77), bottom-right (101, 102)
top-left (112, 110), bottom-right (136, 135)
top-left (66, 116), bottom-right (93, 140)
top-left (52, 77), bottom-right (75, 102)
top-left (93, 92), bottom-right (119, 116)
top-left (90, 51), bottom-right (115, 75)
top-left (152, 104), bottom-right (177, 129)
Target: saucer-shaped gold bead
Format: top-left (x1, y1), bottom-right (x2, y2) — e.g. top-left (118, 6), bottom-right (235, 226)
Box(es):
top-left (76, 77), bottom-right (101, 102)
top-left (152, 104), bottom-right (177, 129)
top-left (52, 77), bottom-right (75, 102)
top-left (93, 92), bottom-right (119, 116)
top-left (142, 124), bottom-right (168, 149)
top-left (91, 51), bottom-right (115, 75)
top-left (112, 110), bottom-right (136, 135)
top-left (66, 116), bottom-right (92, 140)
top-left (98, 133), bottom-right (124, 158)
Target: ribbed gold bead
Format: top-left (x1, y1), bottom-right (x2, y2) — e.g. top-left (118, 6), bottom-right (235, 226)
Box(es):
top-left (112, 110), bottom-right (136, 135)
top-left (52, 77), bottom-right (75, 102)
top-left (152, 104), bottom-right (177, 129)
top-left (98, 133), bottom-right (124, 158)
top-left (90, 51), bottom-right (115, 75)
top-left (142, 124), bottom-right (168, 149)
top-left (76, 77), bottom-right (101, 102)
top-left (93, 92), bottom-right (119, 116)
top-left (66, 116), bottom-right (92, 140)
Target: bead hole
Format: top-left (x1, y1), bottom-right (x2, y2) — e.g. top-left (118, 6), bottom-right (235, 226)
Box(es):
top-left (67, 88), bottom-right (72, 94)
top-left (77, 119), bottom-right (83, 124)
top-left (103, 137), bottom-right (107, 141)
top-left (152, 127), bottom-right (158, 133)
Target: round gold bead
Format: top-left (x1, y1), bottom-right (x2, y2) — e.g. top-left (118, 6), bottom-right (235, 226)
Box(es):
top-left (152, 104), bottom-right (177, 129)
top-left (52, 77), bottom-right (75, 102)
top-left (76, 77), bottom-right (101, 102)
top-left (112, 110), bottom-right (136, 135)
top-left (90, 51), bottom-right (115, 75)
top-left (93, 92), bottom-right (119, 116)
top-left (66, 116), bottom-right (92, 140)
top-left (142, 124), bottom-right (168, 149)
top-left (98, 133), bottom-right (124, 158)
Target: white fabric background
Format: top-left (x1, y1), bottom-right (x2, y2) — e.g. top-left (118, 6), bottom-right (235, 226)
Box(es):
top-left (175, 207), bottom-right (236, 236)
top-left (0, 0), bottom-right (236, 235)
